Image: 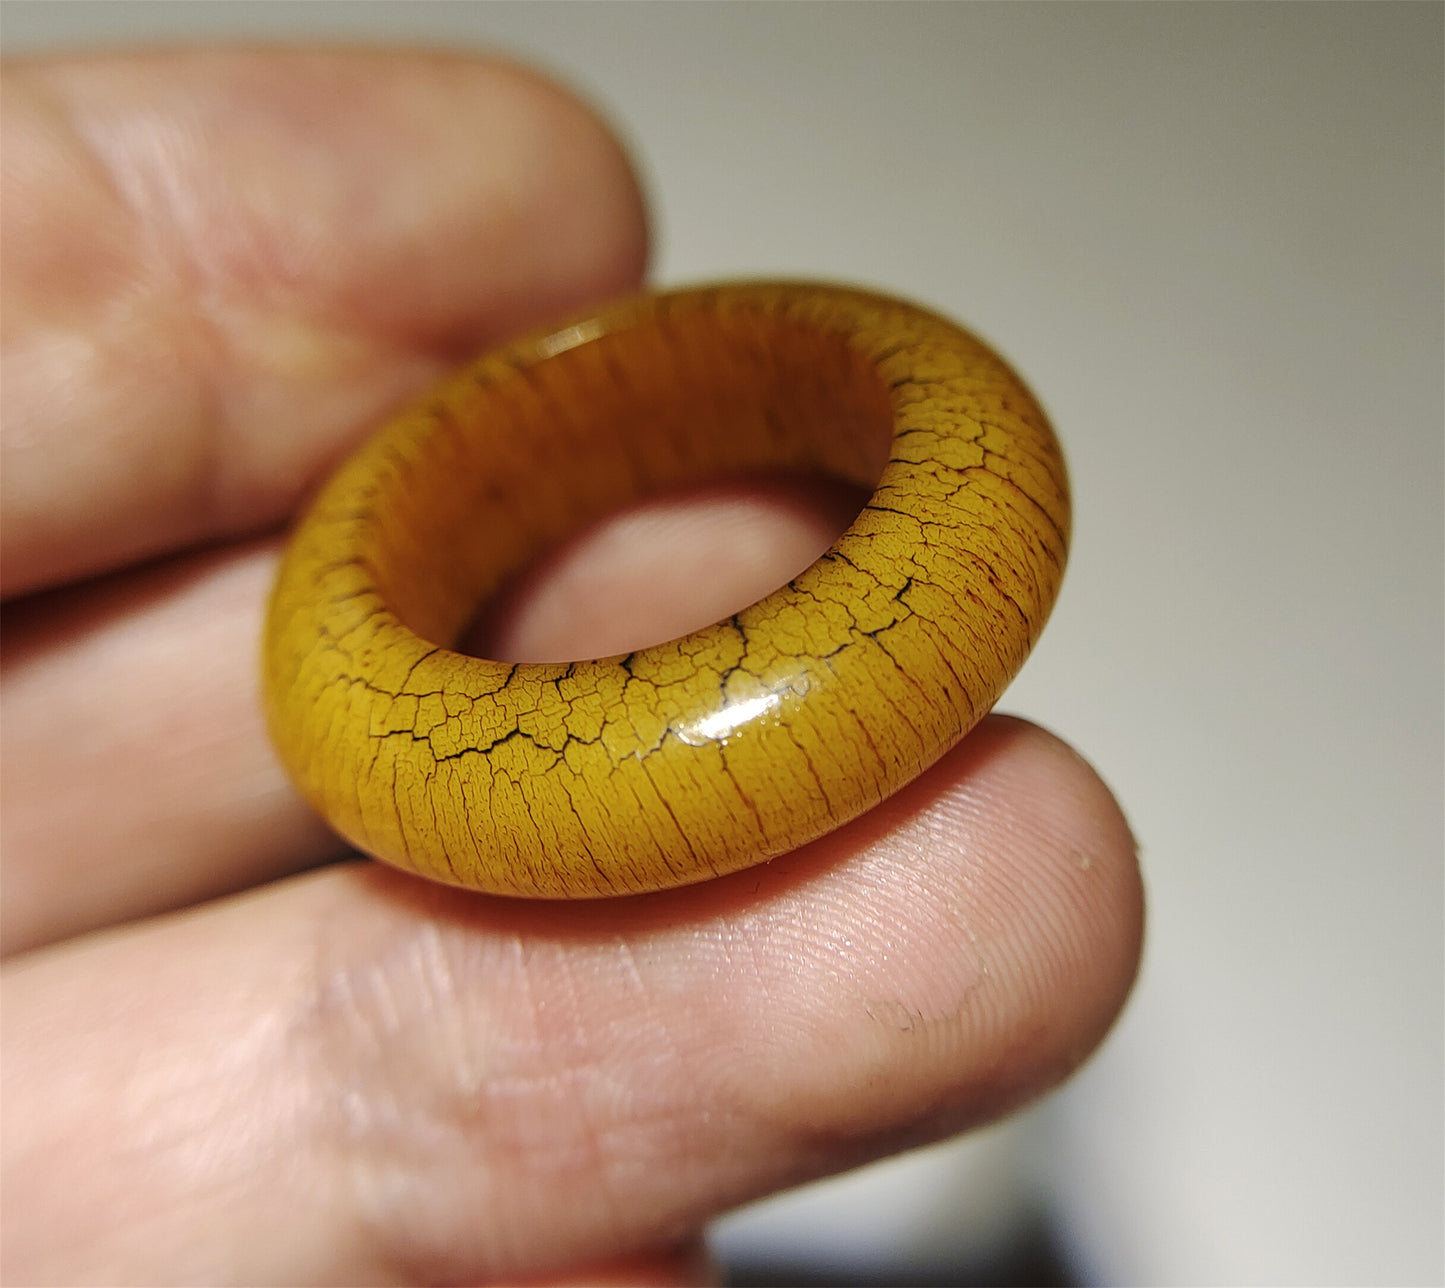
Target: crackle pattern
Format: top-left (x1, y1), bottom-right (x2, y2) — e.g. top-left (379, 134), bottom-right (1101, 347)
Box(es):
top-left (263, 283), bottom-right (1069, 896)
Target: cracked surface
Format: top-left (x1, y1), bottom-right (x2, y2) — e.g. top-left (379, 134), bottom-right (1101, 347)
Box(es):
top-left (263, 283), bottom-right (1069, 896)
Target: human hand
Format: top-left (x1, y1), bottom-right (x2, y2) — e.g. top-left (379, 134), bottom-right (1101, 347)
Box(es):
top-left (1, 50), bottom-right (1143, 1286)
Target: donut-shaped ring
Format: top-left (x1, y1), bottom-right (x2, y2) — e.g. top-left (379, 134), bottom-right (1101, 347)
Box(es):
top-left (263, 282), bottom-right (1069, 897)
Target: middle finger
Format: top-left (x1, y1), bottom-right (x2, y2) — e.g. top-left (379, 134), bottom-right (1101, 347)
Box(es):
top-left (1, 539), bottom-right (340, 955)
top-left (1, 482), bottom-right (860, 954)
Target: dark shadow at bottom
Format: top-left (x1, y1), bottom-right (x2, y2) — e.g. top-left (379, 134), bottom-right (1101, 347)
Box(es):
top-left (720, 1211), bottom-right (1078, 1288)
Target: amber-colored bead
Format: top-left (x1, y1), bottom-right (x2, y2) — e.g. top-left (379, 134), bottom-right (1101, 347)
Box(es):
top-left (263, 282), bottom-right (1069, 897)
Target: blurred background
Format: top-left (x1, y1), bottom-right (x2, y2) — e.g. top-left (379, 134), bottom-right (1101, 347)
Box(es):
top-left (4, 4), bottom-right (1440, 1284)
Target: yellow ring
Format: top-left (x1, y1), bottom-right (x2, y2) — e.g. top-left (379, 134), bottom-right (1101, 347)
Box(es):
top-left (263, 282), bottom-right (1069, 897)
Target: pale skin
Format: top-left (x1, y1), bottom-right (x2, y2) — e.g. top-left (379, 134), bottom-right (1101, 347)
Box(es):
top-left (0, 49), bottom-right (1145, 1288)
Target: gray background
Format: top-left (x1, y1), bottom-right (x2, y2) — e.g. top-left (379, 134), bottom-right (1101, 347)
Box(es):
top-left (5, 3), bottom-right (1441, 1284)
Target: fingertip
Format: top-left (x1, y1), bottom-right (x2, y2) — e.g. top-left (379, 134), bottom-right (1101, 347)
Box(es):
top-left (969, 714), bottom-right (1145, 1027)
top-left (456, 53), bottom-right (652, 341)
top-left (2, 48), bottom-right (652, 594)
top-left (701, 712), bottom-right (1144, 1134)
top-left (925, 714), bottom-right (1145, 1089)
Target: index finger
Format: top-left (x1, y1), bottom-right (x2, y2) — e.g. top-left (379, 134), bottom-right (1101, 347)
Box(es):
top-left (0, 48), bottom-right (648, 597)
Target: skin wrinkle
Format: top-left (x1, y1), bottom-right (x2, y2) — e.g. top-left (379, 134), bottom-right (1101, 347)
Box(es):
top-left (35, 73), bottom-right (252, 547)
top-left (553, 947), bottom-right (630, 1249)
top-left (41, 54), bottom-right (565, 331)
top-left (5, 928), bottom-right (326, 1284)
top-left (390, 809), bottom-right (965, 1115)
top-left (302, 901), bottom-right (656, 1263)
top-left (306, 907), bottom-right (632, 1269)
top-left (311, 923), bottom-right (507, 1269)
top-left (2, 81), bottom-right (144, 330)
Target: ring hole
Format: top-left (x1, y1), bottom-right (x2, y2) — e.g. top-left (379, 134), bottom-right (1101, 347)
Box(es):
top-left (371, 300), bottom-right (897, 654)
top-left (458, 474), bottom-right (871, 663)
